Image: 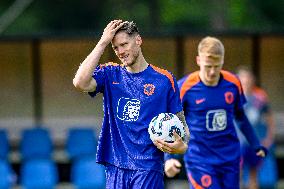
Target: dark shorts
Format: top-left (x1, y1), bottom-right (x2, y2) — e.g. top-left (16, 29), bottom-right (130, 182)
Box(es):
top-left (105, 164), bottom-right (164, 189)
top-left (185, 160), bottom-right (240, 189)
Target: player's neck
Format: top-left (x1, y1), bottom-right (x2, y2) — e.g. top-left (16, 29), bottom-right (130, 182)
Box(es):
top-left (126, 53), bottom-right (148, 73)
top-left (199, 73), bottom-right (220, 86)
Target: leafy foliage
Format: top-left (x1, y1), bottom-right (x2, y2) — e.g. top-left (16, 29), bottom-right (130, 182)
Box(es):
top-left (0, 0), bottom-right (283, 35)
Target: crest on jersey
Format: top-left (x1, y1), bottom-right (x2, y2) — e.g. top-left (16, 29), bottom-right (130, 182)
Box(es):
top-left (117, 97), bottom-right (141, 122)
top-left (225, 91), bottom-right (234, 104)
top-left (144, 84), bottom-right (155, 96)
top-left (206, 109), bottom-right (227, 131)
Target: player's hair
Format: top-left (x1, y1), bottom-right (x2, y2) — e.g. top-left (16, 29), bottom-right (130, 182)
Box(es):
top-left (198, 36), bottom-right (224, 59)
top-left (115, 21), bottom-right (139, 36)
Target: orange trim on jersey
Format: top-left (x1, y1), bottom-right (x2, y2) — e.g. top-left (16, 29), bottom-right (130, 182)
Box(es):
top-left (150, 64), bottom-right (176, 92)
top-left (180, 71), bottom-right (200, 100)
top-left (221, 70), bottom-right (243, 94)
top-left (253, 86), bottom-right (268, 102)
top-left (188, 174), bottom-right (204, 189)
top-left (99, 62), bottom-right (120, 69)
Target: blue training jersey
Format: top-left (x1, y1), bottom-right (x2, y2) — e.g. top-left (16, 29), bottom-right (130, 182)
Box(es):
top-left (89, 63), bottom-right (182, 172)
top-left (179, 70), bottom-right (246, 165)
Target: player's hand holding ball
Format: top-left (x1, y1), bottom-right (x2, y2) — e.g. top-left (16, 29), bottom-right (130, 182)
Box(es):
top-left (148, 113), bottom-right (188, 154)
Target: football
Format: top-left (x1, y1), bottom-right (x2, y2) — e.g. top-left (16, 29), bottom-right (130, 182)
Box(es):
top-left (148, 113), bottom-right (185, 142)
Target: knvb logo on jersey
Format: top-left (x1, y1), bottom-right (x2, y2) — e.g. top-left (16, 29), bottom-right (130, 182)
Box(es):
top-left (224, 91), bottom-right (234, 104)
top-left (143, 84), bottom-right (155, 96)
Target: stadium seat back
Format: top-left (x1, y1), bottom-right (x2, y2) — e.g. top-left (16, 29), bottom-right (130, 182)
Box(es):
top-left (258, 153), bottom-right (278, 188)
top-left (71, 156), bottom-right (105, 189)
top-left (66, 128), bottom-right (97, 159)
top-left (0, 159), bottom-right (16, 189)
top-left (0, 129), bottom-right (9, 159)
top-left (20, 127), bottom-right (52, 160)
top-left (21, 158), bottom-right (58, 189)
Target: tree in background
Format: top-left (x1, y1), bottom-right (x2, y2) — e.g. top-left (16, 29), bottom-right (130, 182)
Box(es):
top-left (0, 0), bottom-right (283, 35)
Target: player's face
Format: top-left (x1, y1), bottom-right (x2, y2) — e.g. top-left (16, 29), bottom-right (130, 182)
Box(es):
top-left (197, 54), bottom-right (224, 86)
top-left (112, 32), bottom-right (141, 67)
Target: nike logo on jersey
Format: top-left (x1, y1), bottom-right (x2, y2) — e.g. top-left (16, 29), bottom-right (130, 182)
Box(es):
top-left (112, 81), bottom-right (119, 84)
top-left (195, 98), bottom-right (206, 104)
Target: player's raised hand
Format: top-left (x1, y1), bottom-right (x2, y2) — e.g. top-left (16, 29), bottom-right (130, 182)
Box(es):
top-left (99, 19), bottom-right (124, 45)
top-left (164, 159), bottom-right (182, 178)
top-left (154, 132), bottom-right (188, 154)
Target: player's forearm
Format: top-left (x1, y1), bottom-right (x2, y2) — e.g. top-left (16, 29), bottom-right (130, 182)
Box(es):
top-left (73, 41), bottom-right (107, 91)
top-left (176, 111), bottom-right (190, 144)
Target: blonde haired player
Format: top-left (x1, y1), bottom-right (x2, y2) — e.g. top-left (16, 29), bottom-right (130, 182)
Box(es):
top-left (164, 36), bottom-right (266, 189)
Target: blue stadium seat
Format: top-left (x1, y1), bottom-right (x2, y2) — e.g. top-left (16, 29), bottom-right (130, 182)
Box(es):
top-left (20, 158), bottom-right (58, 189)
top-left (258, 152), bottom-right (278, 188)
top-left (20, 127), bottom-right (53, 160)
top-left (0, 129), bottom-right (9, 159)
top-left (71, 156), bottom-right (105, 189)
top-left (66, 128), bottom-right (97, 159)
top-left (0, 159), bottom-right (16, 189)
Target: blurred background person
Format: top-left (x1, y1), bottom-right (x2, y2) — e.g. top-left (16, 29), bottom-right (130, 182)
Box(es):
top-left (237, 66), bottom-right (278, 189)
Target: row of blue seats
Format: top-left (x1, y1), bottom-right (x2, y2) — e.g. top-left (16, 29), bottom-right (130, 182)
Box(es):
top-left (0, 128), bottom-right (105, 189)
top-left (0, 127), bottom-right (99, 160)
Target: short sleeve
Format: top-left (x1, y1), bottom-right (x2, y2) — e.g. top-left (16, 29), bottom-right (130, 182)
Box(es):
top-left (177, 75), bottom-right (188, 103)
top-left (167, 74), bottom-right (183, 114)
top-left (234, 78), bottom-right (247, 111)
top-left (88, 65), bottom-right (106, 97)
top-left (237, 92), bottom-right (247, 111)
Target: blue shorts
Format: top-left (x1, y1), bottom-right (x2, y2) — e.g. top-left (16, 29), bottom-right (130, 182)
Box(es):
top-left (105, 164), bottom-right (164, 189)
top-left (185, 161), bottom-right (240, 189)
